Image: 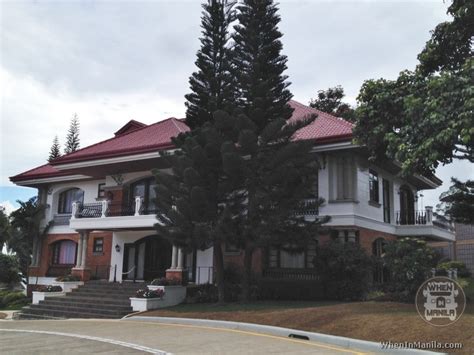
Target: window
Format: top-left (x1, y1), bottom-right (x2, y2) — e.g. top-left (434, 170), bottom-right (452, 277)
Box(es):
top-left (52, 240), bottom-right (77, 265)
top-left (58, 188), bottom-right (84, 214)
top-left (97, 183), bottom-right (106, 198)
top-left (93, 238), bottom-right (104, 253)
top-left (382, 179), bottom-right (391, 223)
top-left (369, 170), bottom-right (379, 203)
top-left (330, 155), bottom-right (356, 201)
top-left (129, 177), bottom-right (157, 214)
top-left (334, 229), bottom-right (359, 243)
top-left (268, 240), bottom-right (317, 269)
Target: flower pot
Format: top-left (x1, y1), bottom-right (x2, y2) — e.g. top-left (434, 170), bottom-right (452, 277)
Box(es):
top-left (129, 297), bottom-right (164, 312)
top-left (32, 291), bottom-right (65, 304)
top-left (146, 285), bottom-right (186, 308)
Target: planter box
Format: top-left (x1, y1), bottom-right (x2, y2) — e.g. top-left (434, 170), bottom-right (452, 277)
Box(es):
top-left (146, 285), bottom-right (186, 308)
top-left (129, 297), bottom-right (164, 312)
top-left (32, 291), bottom-right (65, 304)
top-left (52, 281), bottom-right (84, 293)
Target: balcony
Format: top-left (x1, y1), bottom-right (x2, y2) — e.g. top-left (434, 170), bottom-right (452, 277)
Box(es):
top-left (68, 197), bottom-right (160, 230)
top-left (395, 206), bottom-right (454, 241)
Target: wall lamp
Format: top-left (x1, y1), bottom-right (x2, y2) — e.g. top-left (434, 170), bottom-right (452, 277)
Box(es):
top-left (115, 244), bottom-right (121, 253)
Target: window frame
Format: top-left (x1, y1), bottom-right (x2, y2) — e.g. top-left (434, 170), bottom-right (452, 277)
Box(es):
top-left (93, 237), bottom-right (104, 253)
top-left (382, 179), bottom-right (391, 223)
top-left (369, 169), bottom-right (380, 204)
top-left (97, 183), bottom-right (106, 199)
top-left (57, 188), bottom-right (84, 214)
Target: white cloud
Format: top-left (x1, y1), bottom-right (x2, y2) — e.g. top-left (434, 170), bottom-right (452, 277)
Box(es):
top-left (0, 200), bottom-right (17, 215)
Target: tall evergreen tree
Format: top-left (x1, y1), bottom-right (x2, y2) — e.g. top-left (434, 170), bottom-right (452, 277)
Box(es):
top-left (185, 0), bottom-right (237, 129)
top-left (221, 112), bottom-right (329, 301)
top-left (64, 114), bottom-right (80, 154)
top-left (232, 0), bottom-right (293, 132)
top-left (154, 111), bottom-right (245, 302)
top-left (48, 135), bottom-right (61, 162)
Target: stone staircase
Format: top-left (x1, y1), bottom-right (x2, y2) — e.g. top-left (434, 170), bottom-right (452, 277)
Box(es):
top-left (16, 281), bottom-right (147, 320)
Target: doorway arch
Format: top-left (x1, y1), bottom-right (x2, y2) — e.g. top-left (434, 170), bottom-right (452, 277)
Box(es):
top-left (122, 235), bottom-right (172, 281)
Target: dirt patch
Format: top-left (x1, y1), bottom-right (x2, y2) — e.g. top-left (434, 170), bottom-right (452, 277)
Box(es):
top-left (144, 301), bottom-right (473, 354)
top-left (0, 313), bottom-right (7, 319)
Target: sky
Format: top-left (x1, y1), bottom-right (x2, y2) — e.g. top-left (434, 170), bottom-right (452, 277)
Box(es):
top-left (0, 0), bottom-right (472, 214)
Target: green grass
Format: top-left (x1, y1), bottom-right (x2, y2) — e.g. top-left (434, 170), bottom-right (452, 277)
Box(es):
top-left (160, 300), bottom-right (341, 313)
top-left (458, 277), bottom-right (474, 300)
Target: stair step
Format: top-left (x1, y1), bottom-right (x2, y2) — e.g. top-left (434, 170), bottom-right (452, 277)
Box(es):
top-left (39, 300), bottom-right (132, 311)
top-left (62, 294), bottom-right (133, 304)
top-left (31, 304), bottom-right (131, 316)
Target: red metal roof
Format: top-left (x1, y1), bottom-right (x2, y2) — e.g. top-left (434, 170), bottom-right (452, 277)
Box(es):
top-left (289, 100), bottom-right (353, 143)
top-left (11, 101), bottom-right (353, 182)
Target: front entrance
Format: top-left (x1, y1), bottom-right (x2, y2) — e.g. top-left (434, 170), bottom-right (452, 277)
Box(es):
top-left (122, 235), bottom-right (172, 281)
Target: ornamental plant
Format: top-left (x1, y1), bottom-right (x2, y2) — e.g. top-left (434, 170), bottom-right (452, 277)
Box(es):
top-left (55, 274), bottom-right (81, 282)
top-left (37, 285), bottom-right (63, 292)
top-left (150, 278), bottom-right (181, 286)
top-left (135, 289), bottom-right (164, 299)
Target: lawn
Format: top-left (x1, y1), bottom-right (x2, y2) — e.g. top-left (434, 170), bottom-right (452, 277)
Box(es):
top-left (144, 300), bottom-right (474, 354)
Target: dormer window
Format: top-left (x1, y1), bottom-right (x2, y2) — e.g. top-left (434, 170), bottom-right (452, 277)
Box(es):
top-left (58, 188), bottom-right (84, 214)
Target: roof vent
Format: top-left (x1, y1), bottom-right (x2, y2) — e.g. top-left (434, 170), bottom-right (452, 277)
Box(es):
top-left (114, 120), bottom-right (147, 136)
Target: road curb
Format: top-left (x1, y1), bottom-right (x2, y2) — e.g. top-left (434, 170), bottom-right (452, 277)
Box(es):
top-left (125, 316), bottom-right (444, 354)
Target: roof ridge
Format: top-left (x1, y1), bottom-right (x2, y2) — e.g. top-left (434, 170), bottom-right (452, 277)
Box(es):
top-left (52, 117), bottom-right (179, 164)
top-left (170, 117), bottom-right (186, 133)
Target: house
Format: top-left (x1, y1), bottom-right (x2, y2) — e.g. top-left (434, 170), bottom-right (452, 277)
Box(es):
top-left (10, 100), bottom-right (455, 287)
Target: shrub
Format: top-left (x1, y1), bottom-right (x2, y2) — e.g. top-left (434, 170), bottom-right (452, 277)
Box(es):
top-left (383, 238), bottom-right (437, 302)
top-left (437, 260), bottom-right (471, 278)
top-left (314, 241), bottom-right (373, 301)
top-left (186, 284), bottom-right (218, 303)
top-left (135, 289), bottom-right (164, 299)
top-left (37, 285), bottom-right (63, 292)
top-left (0, 291), bottom-right (29, 310)
top-left (0, 254), bottom-right (20, 285)
top-left (55, 275), bottom-right (81, 282)
top-left (150, 278), bottom-right (181, 286)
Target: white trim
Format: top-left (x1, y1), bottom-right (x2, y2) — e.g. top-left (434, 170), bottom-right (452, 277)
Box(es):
top-left (53, 149), bottom-right (178, 171)
top-left (69, 214), bottom-right (160, 230)
top-left (14, 175), bottom-right (91, 186)
top-left (310, 141), bottom-right (357, 152)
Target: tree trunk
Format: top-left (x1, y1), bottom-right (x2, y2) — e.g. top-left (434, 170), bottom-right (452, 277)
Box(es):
top-left (241, 245), bottom-right (254, 303)
top-left (213, 240), bottom-right (226, 303)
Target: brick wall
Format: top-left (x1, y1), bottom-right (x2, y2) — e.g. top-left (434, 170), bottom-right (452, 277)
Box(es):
top-left (34, 232), bottom-right (113, 278)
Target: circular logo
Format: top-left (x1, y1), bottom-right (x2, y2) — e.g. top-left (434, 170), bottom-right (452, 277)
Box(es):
top-left (415, 277), bottom-right (466, 326)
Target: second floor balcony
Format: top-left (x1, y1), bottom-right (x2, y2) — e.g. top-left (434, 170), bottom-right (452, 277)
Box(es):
top-left (68, 197), bottom-right (160, 230)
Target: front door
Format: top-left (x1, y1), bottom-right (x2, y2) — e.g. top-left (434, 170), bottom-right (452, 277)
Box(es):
top-left (122, 236), bottom-right (172, 281)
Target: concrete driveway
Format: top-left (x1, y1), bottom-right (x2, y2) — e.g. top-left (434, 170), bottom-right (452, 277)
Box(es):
top-left (0, 319), bottom-right (365, 354)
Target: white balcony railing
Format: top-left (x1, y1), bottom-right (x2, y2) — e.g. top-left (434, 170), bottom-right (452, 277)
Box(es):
top-left (71, 197), bottom-right (153, 220)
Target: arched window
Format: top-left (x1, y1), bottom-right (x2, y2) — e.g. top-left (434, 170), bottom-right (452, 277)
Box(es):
top-left (129, 177), bottom-right (157, 214)
top-left (51, 240), bottom-right (77, 265)
top-left (58, 188), bottom-right (84, 214)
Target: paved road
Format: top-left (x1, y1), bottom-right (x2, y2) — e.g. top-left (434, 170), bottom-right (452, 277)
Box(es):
top-left (0, 319), bottom-right (366, 354)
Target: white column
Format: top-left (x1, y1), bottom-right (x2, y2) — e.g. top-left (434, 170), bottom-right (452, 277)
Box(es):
top-left (71, 202), bottom-right (78, 220)
top-left (75, 233), bottom-right (83, 268)
top-left (171, 245), bottom-right (178, 269)
top-left (101, 200), bottom-right (108, 218)
top-left (425, 206), bottom-right (433, 225)
top-left (81, 232), bottom-right (89, 268)
top-left (135, 197), bottom-right (142, 216)
top-left (177, 248), bottom-right (184, 270)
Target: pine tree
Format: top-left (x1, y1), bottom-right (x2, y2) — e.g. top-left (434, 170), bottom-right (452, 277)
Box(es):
top-left (185, 0), bottom-right (237, 129)
top-left (48, 135), bottom-right (61, 162)
top-left (232, 0), bottom-right (293, 132)
top-left (221, 112), bottom-right (329, 301)
top-left (64, 114), bottom-right (80, 154)
top-left (154, 111), bottom-right (245, 303)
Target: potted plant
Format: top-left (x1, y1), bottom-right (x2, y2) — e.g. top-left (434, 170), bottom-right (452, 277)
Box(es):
top-left (53, 275), bottom-right (83, 293)
top-left (32, 285), bottom-right (65, 304)
top-left (129, 288), bottom-right (165, 312)
top-left (147, 278), bottom-right (186, 308)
